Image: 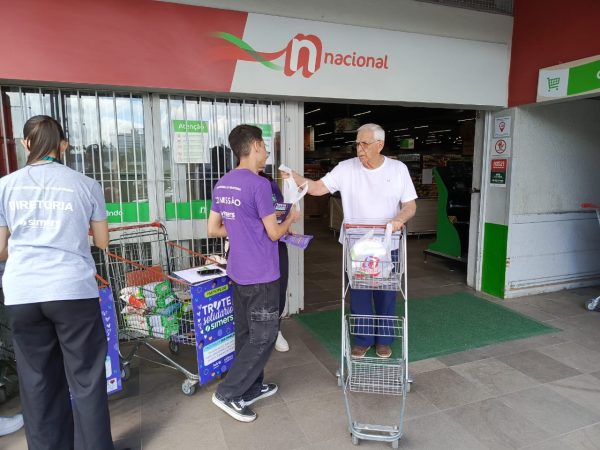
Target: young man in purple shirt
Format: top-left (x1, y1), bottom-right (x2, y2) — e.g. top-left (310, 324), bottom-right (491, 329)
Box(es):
top-left (208, 125), bottom-right (299, 422)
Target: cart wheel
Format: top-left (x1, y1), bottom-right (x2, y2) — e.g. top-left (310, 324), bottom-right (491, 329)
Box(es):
top-left (169, 341), bottom-right (180, 355)
top-left (392, 439), bottom-right (399, 449)
top-left (181, 380), bottom-right (196, 396)
top-left (120, 364), bottom-right (131, 382)
top-left (406, 380), bottom-right (412, 393)
top-left (351, 435), bottom-right (359, 446)
top-left (0, 387), bottom-right (6, 404)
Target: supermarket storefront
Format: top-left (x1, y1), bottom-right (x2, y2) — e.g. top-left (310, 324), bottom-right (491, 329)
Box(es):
top-left (0, 0), bottom-right (511, 309)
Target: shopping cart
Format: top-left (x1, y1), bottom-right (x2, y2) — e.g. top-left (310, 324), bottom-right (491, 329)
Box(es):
top-left (582, 203), bottom-right (600, 312)
top-left (337, 223), bottom-right (409, 448)
top-left (104, 222), bottom-right (234, 395)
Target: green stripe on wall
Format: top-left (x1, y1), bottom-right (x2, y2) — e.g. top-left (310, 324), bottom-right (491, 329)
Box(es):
top-left (481, 222), bottom-right (508, 298)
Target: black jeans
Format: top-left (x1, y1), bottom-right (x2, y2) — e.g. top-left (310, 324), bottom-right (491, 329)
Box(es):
top-left (8, 299), bottom-right (113, 450)
top-left (278, 242), bottom-right (289, 322)
top-left (216, 279), bottom-right (279, 402)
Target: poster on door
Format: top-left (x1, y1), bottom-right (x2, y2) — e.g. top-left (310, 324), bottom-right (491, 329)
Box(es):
top-left (172, 120), bottom-right (210, 164)
top-left (490, 159), bottom-right (508, 187)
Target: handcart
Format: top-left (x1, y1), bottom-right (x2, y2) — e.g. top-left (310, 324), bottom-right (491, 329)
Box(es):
top-left (103, 222), bottom-right (234, 396)
top-left (582, 203), bottom-right (600, 312)
top-left (337, 223), bottom-right (409, 448)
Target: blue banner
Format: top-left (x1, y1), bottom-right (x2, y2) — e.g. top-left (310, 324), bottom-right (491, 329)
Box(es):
top-left (191, 276), bottom-right (235, 385)
top-left (99, 287), bottom-right (122, 395)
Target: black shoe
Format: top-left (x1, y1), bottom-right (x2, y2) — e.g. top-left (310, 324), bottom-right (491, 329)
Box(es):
top-left (212, 392), bottom-right (257, 422)
top-left (243, 383), bottom-right (278, 405)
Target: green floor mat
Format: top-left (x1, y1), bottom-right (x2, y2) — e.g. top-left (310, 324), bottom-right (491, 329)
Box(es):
top-left (295, 292), bottom-right (559, 362)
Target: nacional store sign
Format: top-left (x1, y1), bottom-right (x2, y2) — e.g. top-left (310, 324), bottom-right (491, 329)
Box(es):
top-left (207, 13), bottom-right (509, 106)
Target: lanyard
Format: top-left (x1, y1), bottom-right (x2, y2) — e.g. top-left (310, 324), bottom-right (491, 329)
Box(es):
top-left (41, 155), bottom-right (60, 163)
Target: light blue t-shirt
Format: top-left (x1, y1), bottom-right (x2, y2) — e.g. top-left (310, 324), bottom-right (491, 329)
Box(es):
top-left (0, 162), bottom-right (107, 305)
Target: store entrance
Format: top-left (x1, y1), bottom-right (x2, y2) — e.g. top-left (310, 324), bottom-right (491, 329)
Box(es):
top-left (301, 102), bottom-right (479, 312)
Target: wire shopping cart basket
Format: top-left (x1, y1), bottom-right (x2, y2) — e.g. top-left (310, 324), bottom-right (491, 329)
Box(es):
top-left (581, 203), bottom-right (600, 312)
top-left (103, 222), bottom-right (235, 395)
top-left (337, 223), bottom-right (409, 448)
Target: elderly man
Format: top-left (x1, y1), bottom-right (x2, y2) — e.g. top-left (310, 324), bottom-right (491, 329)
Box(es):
top-left (287, 123), bottom-right (417, 358)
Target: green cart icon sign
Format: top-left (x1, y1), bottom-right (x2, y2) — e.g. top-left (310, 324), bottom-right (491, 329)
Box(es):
top-left (547, 77), bottom-right (561, 91)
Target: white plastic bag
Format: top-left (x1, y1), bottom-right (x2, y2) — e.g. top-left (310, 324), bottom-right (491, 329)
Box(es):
top-left (350, 224), bottom-right (393, 278)
top-left (279, 164), bottom-right (308, 211)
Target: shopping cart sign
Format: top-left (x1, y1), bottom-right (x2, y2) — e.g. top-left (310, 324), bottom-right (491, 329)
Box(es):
top-left (190, 276), bottom-right (236, 385)
top-left (547, 77), bottom-right (561, 91)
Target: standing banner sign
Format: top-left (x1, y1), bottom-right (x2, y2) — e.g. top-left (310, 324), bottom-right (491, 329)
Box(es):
top-left (99, 287), bottom-right (122, 395)
top-left (190, 276), bottom-right (235, 384)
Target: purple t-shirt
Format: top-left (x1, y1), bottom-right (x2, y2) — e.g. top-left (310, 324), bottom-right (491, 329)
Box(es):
top-left (212, 169), bottom-right (279, 285)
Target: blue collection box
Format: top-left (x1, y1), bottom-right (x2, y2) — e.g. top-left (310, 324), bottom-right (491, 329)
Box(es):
top-left (190, 276), bottom-right (235, 385)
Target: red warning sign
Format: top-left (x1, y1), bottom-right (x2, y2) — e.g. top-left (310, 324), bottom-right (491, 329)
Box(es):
top-left (492, 137), bottom-right (511, 156)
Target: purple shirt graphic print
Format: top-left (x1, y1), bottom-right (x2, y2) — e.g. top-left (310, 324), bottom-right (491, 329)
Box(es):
top-left (212, 169), bottom-right (279, 285)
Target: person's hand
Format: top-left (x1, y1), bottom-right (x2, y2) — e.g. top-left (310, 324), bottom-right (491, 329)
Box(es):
top-left (280, 169), bottom-right (292, 180)
top-left (389, 220), bottom-right (405, 232)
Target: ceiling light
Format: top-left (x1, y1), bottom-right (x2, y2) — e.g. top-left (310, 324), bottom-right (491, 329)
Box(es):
top-left (457, 118), bottom-right (475, 122)
top-left (305, 108), bottom-right (321, 115)
top-left (413, 125), bottom-right (429, 129)
top-left (393, 128), bottom-right (409, 132)
top-left (318, 132), bottom-right (333, 136)
top-left (335, 137), bottom-right (345, 140)
top-left (431, 129), bottom-right (452, 133)
top-left (353, 111), bottom-right (371, 117)
top-left (315, 122), bottom-right (327, 126)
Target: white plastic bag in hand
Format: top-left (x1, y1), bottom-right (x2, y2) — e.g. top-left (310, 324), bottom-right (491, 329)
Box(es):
top-left (350, 224), bottom-right (393, 278)
top-left (279, 164), bottom-right (308, 211)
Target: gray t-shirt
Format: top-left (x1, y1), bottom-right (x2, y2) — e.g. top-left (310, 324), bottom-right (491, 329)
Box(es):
top-left (0, 163), bottom-right (106, 305)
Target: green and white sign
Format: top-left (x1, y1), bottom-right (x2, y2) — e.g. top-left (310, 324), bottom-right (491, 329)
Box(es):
top-left (537, 55), bottom-right (600, 102)
top-left (106, 202), bottom-right (150, 223)
top-left (165, 200), bottom-right (211, 220)
top-left (172, 120), bottom-right (210, 164)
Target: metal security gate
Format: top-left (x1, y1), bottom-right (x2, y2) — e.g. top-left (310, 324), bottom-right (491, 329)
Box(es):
top-left (0, 87), bottom-right (282, 254)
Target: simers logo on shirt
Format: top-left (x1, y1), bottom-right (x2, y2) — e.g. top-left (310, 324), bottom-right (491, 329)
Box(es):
top-left (21, 219), bottom-right (61, 229)
top-left (222, 211), bottom-right (236, 220)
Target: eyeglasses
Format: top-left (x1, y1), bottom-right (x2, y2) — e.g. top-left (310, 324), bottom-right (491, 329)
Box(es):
top-left (265, 151), bottom-right (271, 158)
top-left (355, 140), bottom-right (380, 148)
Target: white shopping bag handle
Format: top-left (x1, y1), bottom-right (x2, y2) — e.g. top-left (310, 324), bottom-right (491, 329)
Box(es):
top-left (279, 164), bottom-right (308, 211)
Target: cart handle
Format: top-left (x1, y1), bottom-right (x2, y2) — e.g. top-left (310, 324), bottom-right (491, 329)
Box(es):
top-left (104, 250), bottom-right (189, 286)
top-left (581, 203), bottom-right (600, 210)
top-left (166, 241), bottom-right (223, 267)
top-left (88, 221), bottom-right (163, 236)
top-left (344, 224), bottom-right (390, 229)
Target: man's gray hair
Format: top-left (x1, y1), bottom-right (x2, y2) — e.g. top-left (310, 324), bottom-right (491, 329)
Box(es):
top-left (357, 123), bottom-right (385, 141)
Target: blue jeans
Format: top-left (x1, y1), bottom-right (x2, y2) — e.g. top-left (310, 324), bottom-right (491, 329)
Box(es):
top-left (216, 279), bottom-right (279, 402)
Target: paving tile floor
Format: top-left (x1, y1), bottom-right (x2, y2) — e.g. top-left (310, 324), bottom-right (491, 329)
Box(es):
top-left (2, 218), bottom-right (600, 449)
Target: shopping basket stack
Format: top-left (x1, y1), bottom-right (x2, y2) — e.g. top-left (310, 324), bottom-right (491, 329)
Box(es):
top-left (338, 223), bottom-right (409, 449)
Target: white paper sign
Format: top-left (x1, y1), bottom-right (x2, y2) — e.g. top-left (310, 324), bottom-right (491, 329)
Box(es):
top-left (494, 116), bottom-right (511, 138)
top-left (492, 137), bottom-right (511, 157)
top-left (172, 120), bottom-right (210, 164)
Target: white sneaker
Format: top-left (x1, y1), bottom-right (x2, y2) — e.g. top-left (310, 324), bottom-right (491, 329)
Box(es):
top-left (275, 331), bottom-right (289, 352)
top-left (0, 414), bottom-right (24, 436)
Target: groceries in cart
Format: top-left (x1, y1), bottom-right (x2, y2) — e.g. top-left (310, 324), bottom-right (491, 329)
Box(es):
top-left (119, 277), bottom-right (191, 339)
top-left (350, 223), bottom-right (394, 278)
